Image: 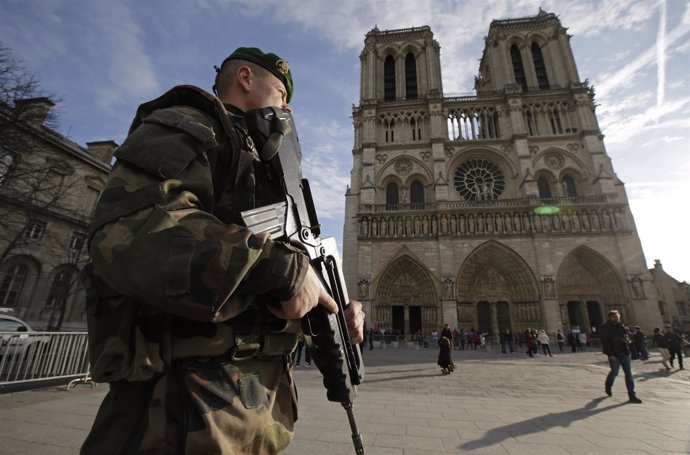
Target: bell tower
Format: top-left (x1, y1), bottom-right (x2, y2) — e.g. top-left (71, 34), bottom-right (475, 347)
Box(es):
top-left (359, 25), bottom-right (442, 103)
top-left (475, 9), bottom-right (581, 94)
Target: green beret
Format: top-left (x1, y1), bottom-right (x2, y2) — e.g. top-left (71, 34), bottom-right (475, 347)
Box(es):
top-left (221, 47), bottom-right (293, 103)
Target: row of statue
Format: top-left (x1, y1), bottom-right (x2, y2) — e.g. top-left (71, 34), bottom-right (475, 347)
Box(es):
top-left (358, 207), bottom-right (626, 238)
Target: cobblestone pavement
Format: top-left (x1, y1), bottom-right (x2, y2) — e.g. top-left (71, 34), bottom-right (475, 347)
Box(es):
top-left (0, 345), bottom-right (688, 454)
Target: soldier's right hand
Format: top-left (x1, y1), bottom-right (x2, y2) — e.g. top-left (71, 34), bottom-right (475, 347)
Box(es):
top-left (269, 267), bottom-right (338, 320)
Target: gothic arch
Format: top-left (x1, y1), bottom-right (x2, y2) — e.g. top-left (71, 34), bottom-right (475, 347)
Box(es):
top-left (525, 32), bottom-right (549, 47)
top-left (557, 246), bottom-right (625, 304)
top-left (534, 147), bottom-right (589, 176)
top-left (404, 171), bottom-right (432, 188)
top-left (456, 240), bottom-right (540, 303)
top-left (378, 155), bottom-right (432, 187)
top-left (373, 251), bottom-right (438, 334)
top-left (400, 43), bottom-right (423, 58)
top-left (449, 147), bottom-right (519, 178)
top-left (534, 169), bottom-right (557, 198)
top-left (556, 246), bottom-right (627, 330)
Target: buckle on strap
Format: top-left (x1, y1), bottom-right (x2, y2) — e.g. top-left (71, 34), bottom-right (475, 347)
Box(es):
top-left (230, 328), bottom-right (299, 361)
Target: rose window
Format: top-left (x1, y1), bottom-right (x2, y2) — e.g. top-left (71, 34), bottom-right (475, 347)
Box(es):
top-left (453, 159), bottom-right (505, 201)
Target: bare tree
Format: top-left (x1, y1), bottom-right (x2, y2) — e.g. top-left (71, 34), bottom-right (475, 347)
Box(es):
top-left (0, 42), bottom-right (59, 132)
top-left (0, 42), bottom-right (87, 330)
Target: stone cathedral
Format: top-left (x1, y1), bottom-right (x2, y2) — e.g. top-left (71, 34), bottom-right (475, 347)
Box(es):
top-left (342, 10), bottom-right (663, 339)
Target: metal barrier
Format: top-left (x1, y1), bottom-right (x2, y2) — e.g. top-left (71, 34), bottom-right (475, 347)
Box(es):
top-left (0, 331), bottom-right (93, 388)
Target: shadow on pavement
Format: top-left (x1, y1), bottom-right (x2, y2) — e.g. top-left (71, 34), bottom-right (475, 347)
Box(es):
top-left (457, 397), bottom-right (626, 451)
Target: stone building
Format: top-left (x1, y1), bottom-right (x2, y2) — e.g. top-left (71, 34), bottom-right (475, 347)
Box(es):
top-left (649, 260), bottom-right (690, 334)
top-left (343, 11), bottom-right (665, 339)
top-left (0, 98), bottom-right (113, 330)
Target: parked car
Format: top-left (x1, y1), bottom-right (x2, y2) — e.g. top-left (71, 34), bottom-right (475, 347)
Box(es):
top-left (0, 315), bottom-right (50, 361)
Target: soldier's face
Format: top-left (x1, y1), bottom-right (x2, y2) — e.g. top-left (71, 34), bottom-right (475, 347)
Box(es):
top-left (246, 72), bottom-right (291, 112)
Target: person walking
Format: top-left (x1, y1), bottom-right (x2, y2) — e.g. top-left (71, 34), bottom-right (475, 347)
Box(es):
top-left (556, 330), bottom-right (565, 352)
top-left (525, 328), bottom-right (535, 357)
top-left (664, 325), bottom-right (685, 370)
top-left (600, 310), bottom-right (642, 403)
top-left (633, 326), bottom-right (649, 360)
top-left (651, 327), bottom-right (671, 371)
top-left (437, 336), bottom-right (454, 374)
top-left (578, 331), bottom-right (588, 352)
top-left (537, 330), bottom-right (553, 357)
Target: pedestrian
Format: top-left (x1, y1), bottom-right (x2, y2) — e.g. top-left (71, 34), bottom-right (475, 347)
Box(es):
top-left (437, 336), bottom-right (454, 374)
top-left (369, 327), bottom-right (374, 350)
top-left (633, 326), bottom-right (649, 360)
top-left (600, 310), bottom-right (642, 403)
top-left (578, 331), bottom-right (588, 352)
top-left (628, 328), bottom-right (639, 359)
top-left (500, 330), bottom-right (507, 353)
top-left (537, 330), bottom-right (553, 357)
top-left (292, 333), bottom-right (311, 366)
top-left (664, 325), bottom-right (685, 370)
top-left (440, 323), bottom-right (453, 347)
top-left (525, 328), bottom-right (535, 357)
top-left (505, 329), bottom-right (514, 353)
top-left (556, 329), bottom-right (565, 352)
top-left (79, 47), bottom-right (365, 455)
top-left (568, 332), bottom-right (577, 352)
top-left (651, 327), bottom-right (671, 371)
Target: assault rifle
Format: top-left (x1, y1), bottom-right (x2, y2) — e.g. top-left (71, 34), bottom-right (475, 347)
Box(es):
top-left (241, 107), bottom-right (365, 455)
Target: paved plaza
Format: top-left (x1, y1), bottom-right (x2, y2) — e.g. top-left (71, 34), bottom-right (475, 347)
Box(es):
top-left (0, 345), bottom-right (688, 454)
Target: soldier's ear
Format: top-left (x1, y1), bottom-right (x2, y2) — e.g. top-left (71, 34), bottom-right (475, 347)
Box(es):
top-left (236, 66), bottom-right (253, 92)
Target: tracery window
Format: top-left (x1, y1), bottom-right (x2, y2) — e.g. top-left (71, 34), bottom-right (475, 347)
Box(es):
top-left (562, 175), bottom-right (577, 197)
top-left (385, 182), bottom-right (399, 207)
top-left (511, 44), bottom-right (527, 91)
top-left (453, 159), bottom-right (505, 201)
top-left (384, 55), bottom-right (396, 101)
top-left (0, 265), bottom-right (27, 307)
top-left (531, 42), bottom-right (549, 89)
top-left (410, 180), bottom-right (424, 208)
top-left (405, 53), bottom-right (417, 99)
top-left (537, 177), bottom-right (552, 198)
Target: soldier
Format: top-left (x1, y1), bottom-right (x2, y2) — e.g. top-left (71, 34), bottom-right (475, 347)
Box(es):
top-left (80, 47), bottom-right (364, 455)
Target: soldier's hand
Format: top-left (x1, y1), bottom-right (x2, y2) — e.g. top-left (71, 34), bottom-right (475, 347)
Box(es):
top-left (345, 299), bottom-right (365, 344)
top-left (271, 267), bottom-right (338, 320)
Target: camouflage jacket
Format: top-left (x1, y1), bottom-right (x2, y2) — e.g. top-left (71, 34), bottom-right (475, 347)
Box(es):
top-left (81, 85), bottom-right (305, 454)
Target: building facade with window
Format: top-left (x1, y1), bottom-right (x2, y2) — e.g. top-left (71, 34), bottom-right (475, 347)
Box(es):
top-left (0, 98), bottom-right (113, 330)
top-left (343, 11), bottom-right (666, 339)
top-left (649, 260), bottom-right (690, 334)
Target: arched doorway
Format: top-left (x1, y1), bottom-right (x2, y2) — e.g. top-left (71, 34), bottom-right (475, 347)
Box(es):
top-left (374, 255), bottom-right (438, 335)
top-left (557, 246), bottom-right (626, 336)
top-left (456, 241), bottom-right (540, 338)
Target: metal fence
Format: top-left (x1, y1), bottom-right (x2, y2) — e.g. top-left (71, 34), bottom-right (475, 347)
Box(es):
top-left (0, 331), bottom-right (92, 388)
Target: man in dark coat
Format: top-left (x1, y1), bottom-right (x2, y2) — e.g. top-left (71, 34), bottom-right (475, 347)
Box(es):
top-left (664, 325), bottom-right (685, 370)
top-left (599, 310), bottom-right (642, 403)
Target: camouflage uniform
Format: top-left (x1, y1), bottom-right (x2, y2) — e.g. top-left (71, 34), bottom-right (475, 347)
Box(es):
top-left (81, 85), bottom-right (307, 454)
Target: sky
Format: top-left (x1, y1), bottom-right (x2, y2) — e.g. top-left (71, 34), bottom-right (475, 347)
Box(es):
top-left (1, 0), bottom-right (689, 282)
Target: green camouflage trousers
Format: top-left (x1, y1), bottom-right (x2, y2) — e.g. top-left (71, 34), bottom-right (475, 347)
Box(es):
top-left (81, 356), bottom-right (297, 455)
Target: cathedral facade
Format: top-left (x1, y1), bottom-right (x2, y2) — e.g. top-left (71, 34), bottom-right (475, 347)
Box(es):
top-left (342, 11), bottom-right (663, 339)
